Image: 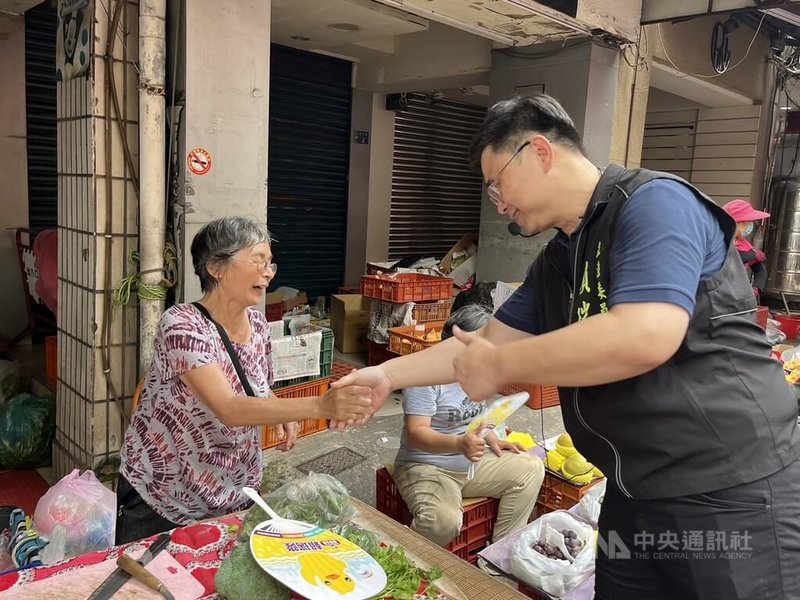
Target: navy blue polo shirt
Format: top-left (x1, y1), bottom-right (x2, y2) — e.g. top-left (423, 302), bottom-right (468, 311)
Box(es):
top-left (495, 179), bottom-right (728, 335)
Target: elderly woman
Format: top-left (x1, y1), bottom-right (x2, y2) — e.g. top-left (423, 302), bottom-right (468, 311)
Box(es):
top-left (392, 305), bottom-right (544, 548)
top-left (116, 216), bottom-right (371, 544)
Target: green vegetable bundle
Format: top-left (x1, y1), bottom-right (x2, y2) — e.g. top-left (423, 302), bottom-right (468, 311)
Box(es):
top-left (214, 542), bottom-right (290, 600)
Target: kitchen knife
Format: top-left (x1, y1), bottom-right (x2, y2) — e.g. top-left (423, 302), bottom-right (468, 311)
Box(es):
top-left (116, 553), bottom-right (176, 600)
top-left (86, 532), bottom-right (172, 600)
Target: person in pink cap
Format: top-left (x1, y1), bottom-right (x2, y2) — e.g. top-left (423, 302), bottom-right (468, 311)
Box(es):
top-left (723, 199), bottom-right (770, 297)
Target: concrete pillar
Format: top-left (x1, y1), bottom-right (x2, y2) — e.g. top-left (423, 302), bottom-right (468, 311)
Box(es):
top-left (609, 37), bottom-right (652, 169)
top-left (55, 0), bottom-right (140, 478)
top-left (476, 41), bottom-right (621, 282)
top-left (177, 0), bottom-right (271, 302)
top-left (344, 91), bottom-right (395, 285)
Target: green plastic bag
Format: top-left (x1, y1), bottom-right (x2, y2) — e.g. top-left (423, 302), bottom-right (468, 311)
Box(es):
top-left (0, 393), bottom-right (56, 469)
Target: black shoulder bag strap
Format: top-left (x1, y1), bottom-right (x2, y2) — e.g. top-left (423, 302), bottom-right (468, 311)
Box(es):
top-left (192, 302), bottom-right (256, 397)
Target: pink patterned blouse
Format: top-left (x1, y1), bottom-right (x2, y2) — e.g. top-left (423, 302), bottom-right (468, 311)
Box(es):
top-left (120, 303), bottom-right (274, 524)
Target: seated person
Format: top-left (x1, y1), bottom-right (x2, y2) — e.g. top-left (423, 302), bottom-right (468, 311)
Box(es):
top-left (392, 305), bottom-right (545, 547)
top-left (723, 199), bottom-right (770, 298)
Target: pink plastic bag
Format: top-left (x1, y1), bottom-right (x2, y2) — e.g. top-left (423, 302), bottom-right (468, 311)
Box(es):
top-left (33, 469), bottom-right (116, 559)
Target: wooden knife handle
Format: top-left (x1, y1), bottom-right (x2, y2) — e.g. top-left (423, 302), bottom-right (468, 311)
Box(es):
top-left (116, 553), bottom-right (169, 594)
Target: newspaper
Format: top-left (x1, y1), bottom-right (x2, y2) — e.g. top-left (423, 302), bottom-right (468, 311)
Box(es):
top-left (492, 281), bottom-right (521, 313)
top-left (272, 329), bottom-right (323, 381)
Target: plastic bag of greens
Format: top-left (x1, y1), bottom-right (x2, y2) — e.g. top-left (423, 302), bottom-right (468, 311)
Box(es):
top-left (0, 393), bottom-right (55, 469)
top-left (240, 473), bottom-right (356, 541)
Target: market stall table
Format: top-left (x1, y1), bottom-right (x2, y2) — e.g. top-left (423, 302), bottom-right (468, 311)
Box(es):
top-left (0, 498), bottom-right (527, 600)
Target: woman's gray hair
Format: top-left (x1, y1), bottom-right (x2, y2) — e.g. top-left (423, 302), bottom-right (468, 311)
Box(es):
top-left (191, 216), bottom-right (272, 292)
top-left (442, 305), bottom-right (493, 340)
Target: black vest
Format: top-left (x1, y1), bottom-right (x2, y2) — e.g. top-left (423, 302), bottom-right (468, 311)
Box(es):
top-left (533, 164), bottom-right (800, 499)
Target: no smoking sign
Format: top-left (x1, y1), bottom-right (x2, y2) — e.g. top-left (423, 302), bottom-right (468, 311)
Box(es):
top-left (187, 148), bottom-right (212, 175)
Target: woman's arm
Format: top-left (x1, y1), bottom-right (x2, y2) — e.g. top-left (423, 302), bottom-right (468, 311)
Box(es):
top-left (180, 363), bottom-right (371, 427)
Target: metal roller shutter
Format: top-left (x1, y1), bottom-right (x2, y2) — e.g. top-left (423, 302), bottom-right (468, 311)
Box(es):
top-left (25, 3), bottom-right (58, 233)
top-left (389, 94), bottom-right (486, 260)
top-left (267, 44), bottom-right (352, 299)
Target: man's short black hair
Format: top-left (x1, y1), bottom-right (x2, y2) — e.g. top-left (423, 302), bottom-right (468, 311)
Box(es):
top-left (469, 94), bottom-right (586, 170)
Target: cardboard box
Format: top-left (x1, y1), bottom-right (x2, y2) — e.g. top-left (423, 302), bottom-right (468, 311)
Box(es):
top-left (366, 260), bottom-right (401, 275)
top-left (439, 233), bottom-right (478, 288)
top-left (283, 291), bottom-right (308, 312)
top-left (266, 290), bottom-right (309, 313)
top-left (331, 294), bottom-right (371, 353)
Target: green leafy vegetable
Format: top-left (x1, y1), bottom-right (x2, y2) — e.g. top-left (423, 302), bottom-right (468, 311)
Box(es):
top-left (369, 545), bottom-right (444, 600)
top-left (214, 541), bottom-right (291, 600)
top-left (334, 523), bottom-right (381, 555)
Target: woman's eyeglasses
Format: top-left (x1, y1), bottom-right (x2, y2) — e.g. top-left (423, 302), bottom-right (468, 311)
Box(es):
top-left (233, 258), bottom-right (278, 275)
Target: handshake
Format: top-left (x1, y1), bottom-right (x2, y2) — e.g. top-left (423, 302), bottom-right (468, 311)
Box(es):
top-left (318, 327), bottom-right (506, 429)
top-left (316, 366), bottom-right (394, 429)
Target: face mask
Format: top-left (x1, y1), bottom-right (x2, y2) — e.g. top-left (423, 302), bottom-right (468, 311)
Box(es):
top-left (742, 223), bottom-right (755, 238)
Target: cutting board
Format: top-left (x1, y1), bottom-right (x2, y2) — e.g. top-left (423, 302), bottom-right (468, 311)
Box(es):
top-left (0, 548), bottom-right (205, 600)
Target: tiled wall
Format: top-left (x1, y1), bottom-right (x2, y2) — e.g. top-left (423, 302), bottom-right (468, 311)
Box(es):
top-left (55, 0), bottom-right (140, 479)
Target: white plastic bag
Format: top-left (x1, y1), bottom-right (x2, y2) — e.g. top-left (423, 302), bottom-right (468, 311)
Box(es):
top-left (574, 479), bottom-right (606, 528)
top-left (33, 469), bottom-right (116, 559)
top-left (510, 511), bottom-right (595, 598)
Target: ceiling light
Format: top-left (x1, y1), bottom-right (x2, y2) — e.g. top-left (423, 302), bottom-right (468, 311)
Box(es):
top-left (328, 22), bottom-right (361, 32)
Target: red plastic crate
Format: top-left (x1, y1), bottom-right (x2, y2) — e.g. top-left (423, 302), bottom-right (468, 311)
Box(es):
top-left (499, 383), bottom-right (560, 409)
top-left (361, 273), bottom-right (453, 303)
top-left (535, 470), bottom-right (604, 518)
top-left (388, 321), bottom-right (445, 355)
top-left (266, 302), bottom-right (283, 322)
top-left (263, 378), bottom-right (330, 449)
top-left (375, 467), bottom-right (499, 564)
top-left (411, 299), bottom-right (453, 323)
top-left (368, 341), bottom-right (398, 366)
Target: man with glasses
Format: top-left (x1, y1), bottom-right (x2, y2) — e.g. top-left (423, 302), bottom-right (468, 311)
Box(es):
top-left (336, 94), bottom-right (800, 599)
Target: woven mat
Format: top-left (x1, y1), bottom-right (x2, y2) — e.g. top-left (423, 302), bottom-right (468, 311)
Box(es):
top-left (352, 499), bottom-right (527, 600)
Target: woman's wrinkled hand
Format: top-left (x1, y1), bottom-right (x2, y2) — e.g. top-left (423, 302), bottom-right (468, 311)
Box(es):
top-left (275, 421), bottom-right (299, 451)
top-left (329, 367), bottom-right (393, 430)
top-left (317, 385), bottom-right (374, 422)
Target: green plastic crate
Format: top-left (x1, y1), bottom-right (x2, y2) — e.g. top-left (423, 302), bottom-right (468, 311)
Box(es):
top-left (272, 327), bottom-right (334, 390)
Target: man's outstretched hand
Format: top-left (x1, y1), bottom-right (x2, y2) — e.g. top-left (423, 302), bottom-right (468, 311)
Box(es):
top-left (328, 366), bottom-right (395, 429)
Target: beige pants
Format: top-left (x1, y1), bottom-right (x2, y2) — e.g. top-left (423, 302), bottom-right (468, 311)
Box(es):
top-left (393, 452), bottom-right (544, 547)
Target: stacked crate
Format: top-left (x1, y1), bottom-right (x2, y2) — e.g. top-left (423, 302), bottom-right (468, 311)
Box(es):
top-left (499, 382), bottom-right (560, 410)
top-left (376, 467), bottom-right (498, 564)
top-left (360, 273), bottom-right (454, 365)
top-left (263, 325), bottom-right (335, 450)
